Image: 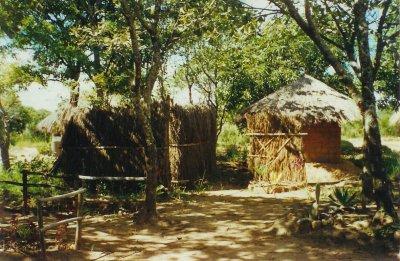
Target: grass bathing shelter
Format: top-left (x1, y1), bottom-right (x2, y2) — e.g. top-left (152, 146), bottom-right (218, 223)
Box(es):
top-left (239, 75), bottom-right (361, 183)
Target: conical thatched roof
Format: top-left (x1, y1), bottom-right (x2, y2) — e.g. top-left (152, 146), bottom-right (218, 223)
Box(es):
top-left (390, 110), bottom-right (400, 126)
top-left (36, 106), bottom-right (80, 134)
top-left (240, 75), bottom-right (361, 125)
top-left (36, 112), bottom-right (59, 134)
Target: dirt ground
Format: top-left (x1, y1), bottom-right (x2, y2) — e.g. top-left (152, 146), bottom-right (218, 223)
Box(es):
top-left (1, 188), bottom-right (397, 261)
top-left (1, 138), bottom-right (399, 260)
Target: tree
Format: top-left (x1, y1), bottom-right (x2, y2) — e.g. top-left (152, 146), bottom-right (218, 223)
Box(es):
top-left (171, 17), bottom-right (331, 128)
top-left (0, 63), bottom-right (34, 170)
top-left (0, 0), bottom-right (125, 107)
top-left (267, 0), bottom-right (399, 218)
top-left (115, 0), bottom-right (249, 221)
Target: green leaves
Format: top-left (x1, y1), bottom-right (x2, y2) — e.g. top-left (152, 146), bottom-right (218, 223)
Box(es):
top-left (328, 187), bottom-right (358, 208)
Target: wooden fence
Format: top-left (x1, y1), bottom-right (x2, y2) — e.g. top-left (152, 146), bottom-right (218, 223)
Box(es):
top-left (0, 170), bottom-right (67, 214)
top-left (37, 188), bottom-right (86, 260)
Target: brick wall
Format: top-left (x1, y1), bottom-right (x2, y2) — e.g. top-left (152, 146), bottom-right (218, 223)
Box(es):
top-left (302, 122), bottom-right (341, 163)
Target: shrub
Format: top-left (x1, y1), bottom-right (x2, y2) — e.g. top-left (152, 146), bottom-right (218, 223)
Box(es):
top-left (329, 187), bottom-right (358, 207)
top-left (341, 120), bottom-right (363, 138)
top-left (340, 140), bottom-right (356, 155)
top-left (341, 110), bottom-right (400, 138)
top-left (218, 123), bottom-right (249, 161)
top-left (382, 145), bottom-right (400, 179)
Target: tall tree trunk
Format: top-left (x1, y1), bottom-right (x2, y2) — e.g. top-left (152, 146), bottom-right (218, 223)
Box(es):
top-left (0, 103), bottom-right (10, 170)
top-left (0, 125), bottom-right (10, 171)
top-left (361, 83), bottom-right (397, 218)
top-left (188, 84), bottom-right (193, 105)
top-left (354, 0), bottom-right (397, 219)
top-left (134, 99), bottom-right (158, 222)
top-left (69, 68), bottom-right (81, 107)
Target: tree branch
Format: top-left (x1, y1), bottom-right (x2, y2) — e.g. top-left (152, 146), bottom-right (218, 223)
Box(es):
top-left (132, 0), bottom-right (156, 35)
top-left (373, 0), bottom-right (392, 80)
top-left (119, 0), bottom-right (142, 96)
top-left (353, 0), bottom-right (374, 88)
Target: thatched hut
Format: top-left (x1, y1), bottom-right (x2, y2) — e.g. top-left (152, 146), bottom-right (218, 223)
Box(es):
top-left (240, 75), bottom-right (360, 183)
top-left (36, 112), bottom-right (60, 134)
top-left (36, 107), bottom-right (76, 135)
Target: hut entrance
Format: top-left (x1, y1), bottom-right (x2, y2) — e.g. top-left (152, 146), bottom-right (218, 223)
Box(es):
top-left (246, 132), bottom-right (307, 183)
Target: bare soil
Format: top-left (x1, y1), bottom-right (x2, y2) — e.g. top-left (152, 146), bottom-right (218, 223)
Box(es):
top-left (1, 141), bottom-right (399, 260)
top-left (1, 187), bottom-right (397, 261)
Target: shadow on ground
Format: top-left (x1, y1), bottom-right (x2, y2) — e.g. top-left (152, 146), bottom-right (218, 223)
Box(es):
top-left (45, 193), bottom-right (392, 261)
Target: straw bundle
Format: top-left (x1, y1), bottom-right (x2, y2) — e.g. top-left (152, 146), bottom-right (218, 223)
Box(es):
top-left (245, 113), bottom-right (305, 183)
top-left (169, 105), bottom-right (217, 182)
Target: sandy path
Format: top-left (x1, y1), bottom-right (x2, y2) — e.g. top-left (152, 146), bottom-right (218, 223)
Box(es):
top-left (0, 189), bottom-right (396, 261)
top-left (27, 189), bottom-right (393, 261)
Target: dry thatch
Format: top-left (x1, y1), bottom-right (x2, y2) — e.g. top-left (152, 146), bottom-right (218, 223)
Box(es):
top-left (169, 105), bottom-right (217, 182)
top-left (242, 75), bottom-right (360, 183)
top-left (36, 106), bottom-right (78, 135)
top-left (390, 110), bottom-right (400, 127)
top-left (58, 102), bottom-right (216, 187)
top-left (36, 112), bottom-right (60, 134)
top-left (246, 113), bottom-right (306, 183)
top-left (240, 75), bottom-right (361, 127)
top-left (59, 103), bottom-right (170, 187)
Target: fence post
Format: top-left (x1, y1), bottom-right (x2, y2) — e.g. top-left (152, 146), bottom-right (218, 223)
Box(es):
top-left (74, 192), bottom-right (83, 250)
top-left (37, 200), bottom-right (46, 260)
top-left (22, 170), bottom-right (28, 215)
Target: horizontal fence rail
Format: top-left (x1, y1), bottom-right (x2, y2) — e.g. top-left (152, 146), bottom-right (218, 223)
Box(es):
top-left (0, 170), bottom-right (67, 215)
top-left (37, 188), bottom-right (86, 260)
top-left (78, 175), bottom-right (146, 181)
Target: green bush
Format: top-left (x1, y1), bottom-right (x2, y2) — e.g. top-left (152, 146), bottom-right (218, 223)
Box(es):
top-left (382, 145), bottom-right (400, 179)
top-left (340, 140), bottom-right (356, 155)
top-left (218, 123), bottom-right (249, 161)
top-left (341, 110), bottom-right (400, 138)
top-left (341, 120), bottom-right (363, 138)
top-left (0, 156), bottom-right (64, 206)
top-left (218, 123), bottom-right (249, 147)
top-left (379, 110), bottom-right (400, 137)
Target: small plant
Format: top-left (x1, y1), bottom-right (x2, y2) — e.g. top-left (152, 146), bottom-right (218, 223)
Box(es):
top-left (169, 186), bottom-right (188, 200)
top-left (194, 179), bottom-right (211, 193)
top-left (4, 216), bottom-right (39, 252)
top-left (328, 187), bottom-right (358, 208)
top-left (156, 184), bottom-right (169, 200)
top-left (254, 165), bottom-right (267, 181)
top-left (16, 222), bottom-right (37, 243)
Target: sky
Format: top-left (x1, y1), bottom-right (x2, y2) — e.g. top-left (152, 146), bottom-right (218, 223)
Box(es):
top-left (12, 0), bottom-right (266, 112)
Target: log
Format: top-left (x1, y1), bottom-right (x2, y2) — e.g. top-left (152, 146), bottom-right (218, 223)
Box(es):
top-left (78, 175), bottom-right (146, 181)
top-left (38, 188), bottom-right (86, 203)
